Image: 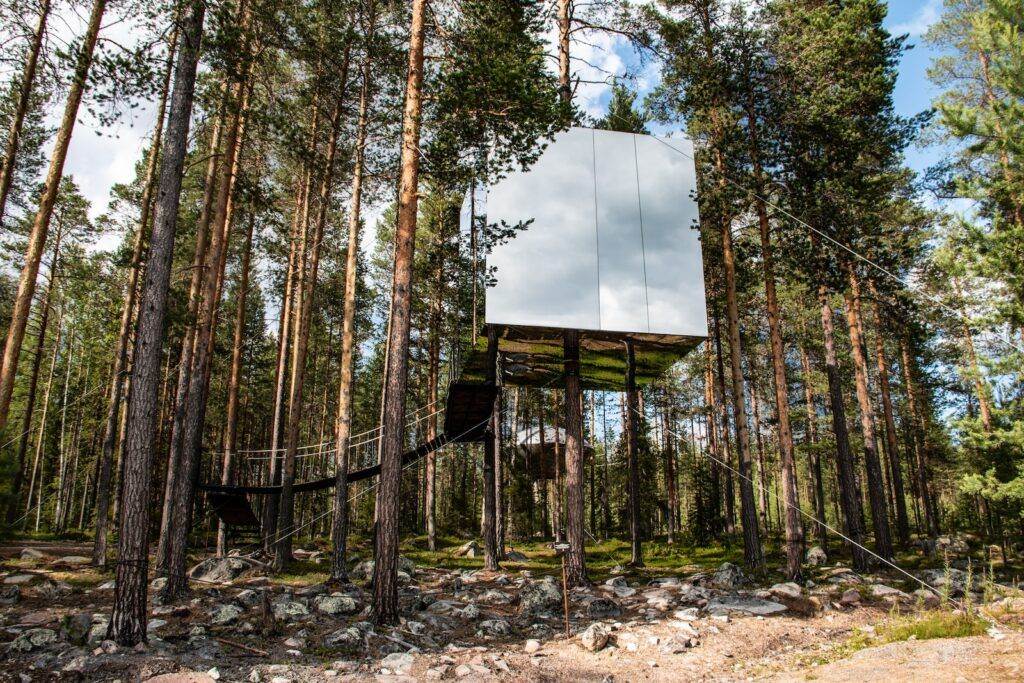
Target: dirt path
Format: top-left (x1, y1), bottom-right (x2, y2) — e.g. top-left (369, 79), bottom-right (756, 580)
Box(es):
top-left (768, 632), bottom-right (1024, 682)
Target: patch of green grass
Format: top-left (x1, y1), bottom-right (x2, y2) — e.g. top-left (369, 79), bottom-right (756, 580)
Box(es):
top-left (275, 559), bottom-right (327, 586)
top-left (881, 610), bottom-right (989, 642)
top-left (805, 610), bottom-right (990, 667)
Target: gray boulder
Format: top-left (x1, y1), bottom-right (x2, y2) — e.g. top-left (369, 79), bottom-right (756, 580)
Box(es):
top-left (579, 623), bottom-right (611, 652)
top-left (604, 576), bottom-right (636, 598)
top-left (0, 585), bottom-right (20, 605)
top-left (189, 556), bottom-right (255, 583)
top-left (706, 595), bottom-right (787, 616)
top-left (314, 594), bottom-right (358, 615)
top-left (518, 576), bottom-right (562, 615)
top-left (586, 597), bottom-right (622, 618)
top-left (61, 612), bottom-right (93, 646)
top-left (505, 550), bottom-right (528, 562)
top-left (211, 603), bottom-right (244, 625)
top-left (712, 562), bottom-right (746, 589)
top-left (325, 627), bottom-right (362, 653)
top-left (8, 628), bottom-right (57, 652)
top-left (351, 556), bottom-right (415, 581)
top-left (20, 548), bottom-right (45, 562)
top-left (805, 546), bottom-right (827, 566)
top-left (480, 619), bottom-right (511, 636)
top-left (272, 601), bottom-right (309, 622)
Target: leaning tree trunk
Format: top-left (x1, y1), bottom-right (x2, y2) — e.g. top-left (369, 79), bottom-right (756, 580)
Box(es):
top-left (162, 50), bottom-right (252, 600)
top-left (563, 330), bottom-right (588, 585)
top-left (0, 0), bottom-right (51, 227)
top-left (842, 265), bottom-right (893, 562)
top-left (817, 283), bottom-right (869, 571)
top-left (0, 0), bottom-right (107, 434)
top-left (94, 29), bottom-right (177, 566)
top-left (7, 225), bottom-right (61, 523)
top-left (108, 0), bottom-right (205, 646)
top-left (155, 113), bottom-right (223, 569)
top-left (373, 0), bottom-right (427, 625)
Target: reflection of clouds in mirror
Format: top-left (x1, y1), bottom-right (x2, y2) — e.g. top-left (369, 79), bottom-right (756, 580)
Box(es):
top-left (487, 127), bottom-right (600, 330)
top-left (635, 135), bottom-right (708, 337)
top-left (484, 127), bottom-right (707, 339)
top-left (595, 129), bottom-right (648, 333)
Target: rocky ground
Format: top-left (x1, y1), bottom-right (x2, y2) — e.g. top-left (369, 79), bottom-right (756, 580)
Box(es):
top-left (1, 539), bottom-right (1022, 681)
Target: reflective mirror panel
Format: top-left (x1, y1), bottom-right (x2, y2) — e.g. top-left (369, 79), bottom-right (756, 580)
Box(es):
top-left (485, 127), bottom-right (600, 331)
top-left (594, 129), bottom-right (649, 333)
top-left (635, 134), bottom-right (708, 338)
top-left (471, 127), bottom-right (708, 389)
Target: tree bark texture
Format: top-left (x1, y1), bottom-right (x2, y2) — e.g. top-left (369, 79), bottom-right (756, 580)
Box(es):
top-left (373, 0), bottom-right (426, 625)
top-left (108, 0), bottom-right (205, 645)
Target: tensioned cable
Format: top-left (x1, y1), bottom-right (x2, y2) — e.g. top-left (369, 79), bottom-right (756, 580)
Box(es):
top-left (649, 135), bottom-right (1024, 356)
top-left (228, 406), bottom-right (503, 561)
top-left (627, 403), bottom-right (1003, 629)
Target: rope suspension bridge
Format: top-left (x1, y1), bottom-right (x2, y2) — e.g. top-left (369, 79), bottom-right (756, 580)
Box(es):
top-left (198, 381), bottom-right (497, 529)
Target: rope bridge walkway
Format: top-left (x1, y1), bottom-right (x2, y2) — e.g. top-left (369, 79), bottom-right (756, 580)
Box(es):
top-left (198, 381), bottom-right (496, 527)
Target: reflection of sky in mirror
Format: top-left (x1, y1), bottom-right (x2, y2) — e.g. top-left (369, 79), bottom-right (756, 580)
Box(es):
top-left (484, 127), bottom-right (707, 339)
top-left (486, 127), bottom-right (601, 330)
top-left (635, 135), bottom-right (708, 337)
top-left (595, 129), bottom-right (648, 333)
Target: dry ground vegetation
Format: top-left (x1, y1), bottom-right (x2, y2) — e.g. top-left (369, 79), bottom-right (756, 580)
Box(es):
top-left (0, 535), bottom-right (1022, 682)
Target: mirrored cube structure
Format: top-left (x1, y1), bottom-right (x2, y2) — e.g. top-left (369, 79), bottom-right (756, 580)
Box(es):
top-left (461, 127), bottom-right (708, 390)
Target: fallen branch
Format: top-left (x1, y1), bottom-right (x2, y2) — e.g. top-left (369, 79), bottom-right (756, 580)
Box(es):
top-left (215, 636), bottom-right (268, 656)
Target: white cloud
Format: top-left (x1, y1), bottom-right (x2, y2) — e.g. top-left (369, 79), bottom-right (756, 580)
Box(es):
top-left (891, 0), bottom-right (943, 38)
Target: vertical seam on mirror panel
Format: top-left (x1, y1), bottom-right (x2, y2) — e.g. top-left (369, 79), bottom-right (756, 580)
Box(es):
top-left (634, 134), bottom-right (651, 333)
top-left (591, 127), bottom-right (602, 331)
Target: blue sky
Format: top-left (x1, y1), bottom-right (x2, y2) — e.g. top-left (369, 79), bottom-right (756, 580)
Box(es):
top-left (68, 0), bottom-right (951, 233)
top-left (574, 0), bottom-right (950, 179)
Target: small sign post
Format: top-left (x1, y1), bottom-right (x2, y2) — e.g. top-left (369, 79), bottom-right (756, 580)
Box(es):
top-left (553, 542), bottom-right (570, 637)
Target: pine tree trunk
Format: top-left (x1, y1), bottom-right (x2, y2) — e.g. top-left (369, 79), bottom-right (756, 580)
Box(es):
top-left (94, 30), bottom-right (177, 566)
top-left (662, 402), bottom-right (678, 544)
top-left (217, 212), bottom-right (254, 556)
top-left (162, 42), bottom-right (253, 599)
top-left (624, 340), bottom-right (644, 567)
top-left (868, 288), bottom-right (909, 547)
top-left (108, 0), bottom-right (205, 645)
top-left (842, 265), bottom-right (893, 562)
top-left (373, 0), bottom-right (426, 625)
top-left (748, 146), bottom-right (801, 576)
top-left (900, 335), bottom-right (938, 536)
top-left (329, 6), bottom-right (374, 580)
top-left (276, 76), bottom-right (349, 570)
top-left (156, 114), bottom-right (223, 569)
top-left (817, 284), bottom-right (869, 571)
top-left (563, 330), bottom-right (588, 585)
top-left (263, 178), bottom-right (304, 546)
top-left (0, 0), bottom-right (51, 227)
top-left (6, 227), bottom-right (61, 523)
top-left (718, 199), bottom-right (763, 570)
top-left (481, 328), bottom-right (501, 571)
top-left (0, 0), bottom-right (107, 433)
top-left (799, 339), bottom-right (828, 550)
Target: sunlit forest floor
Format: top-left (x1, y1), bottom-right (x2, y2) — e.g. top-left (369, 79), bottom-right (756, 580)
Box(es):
top-left (1, 532), bottom-right (1023, 681)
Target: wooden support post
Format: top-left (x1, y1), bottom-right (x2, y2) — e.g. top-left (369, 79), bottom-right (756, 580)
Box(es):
top-left (482, 326), bottom-right (501, 571)
top-left (563, 329), bottom-right (589, 586)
